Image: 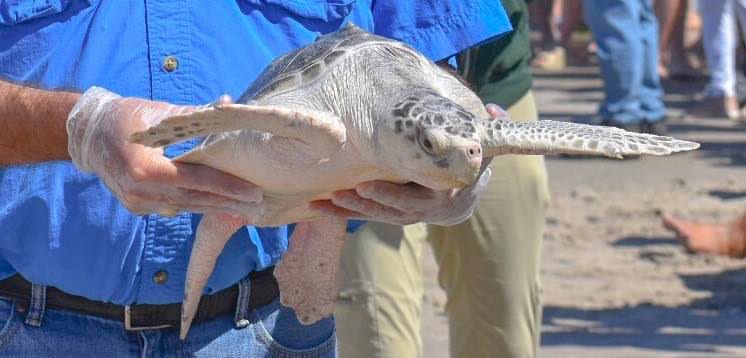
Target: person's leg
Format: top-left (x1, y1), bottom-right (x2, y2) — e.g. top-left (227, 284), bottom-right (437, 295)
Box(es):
top-left (530, 0), bottom-right (557, 49)
top-left (531, 0), bottom-right (568, 70)
top-left (733, 0), bottom-right (746, 122)
top-left (656, 0), bottom-right (678, 68)
top-left (668, 1), bottom-right (698, 77)
top-left (733, 0), bottom-right (746, 57)
top-left (582, 0), bottom-right (645, 126)
top-left (639, 0), bottom-right (668, 127)
top-left (334, 223), bottom-right (427, 358)
top-left (550, 0), bottom-right (584, 66)
top-left (691, 0), bottom-right (740, 119)
top-left (428, 91), bottom-right (550, 358)
top-left (655, 0), bottom-right (687, 77)
top-left (558, 0), bottom-right (583, 46)
top-left (703, 0), bottom-right (735, 96)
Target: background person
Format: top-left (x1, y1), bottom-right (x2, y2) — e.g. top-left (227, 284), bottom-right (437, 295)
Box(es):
top-left (688, 0), bottom-right (746, 121)
top-left (334, 1), bottom-right (550, 357)
top-left (582, 0), bottom-right (668, 134)
top-left (529, 0), bottom-right (584, 70)
top-left (655, 0), bottom-right (700, 80)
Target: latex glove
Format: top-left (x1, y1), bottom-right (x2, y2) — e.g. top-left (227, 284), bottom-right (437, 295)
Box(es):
top-left (67, 87), bottom-right (263, 217)
top-left (309, 104), bottom-right (502, 226)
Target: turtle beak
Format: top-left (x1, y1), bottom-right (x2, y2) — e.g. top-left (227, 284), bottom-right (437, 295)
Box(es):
top-left (447, 141), bottom-right (482, 186)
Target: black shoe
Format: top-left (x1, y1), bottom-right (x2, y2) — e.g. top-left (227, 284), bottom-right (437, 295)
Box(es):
top-left (600, 119), bottom-right (644, 133)
top-left (643, 119), bottom-right (668, 136)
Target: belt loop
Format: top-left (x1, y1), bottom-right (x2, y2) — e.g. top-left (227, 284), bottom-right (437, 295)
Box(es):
top-left (24, 283), bottom-right (47, 327)
top-left (234, 275), bottom-right (251, 328)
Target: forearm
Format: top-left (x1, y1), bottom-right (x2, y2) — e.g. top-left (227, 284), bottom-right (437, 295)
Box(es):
top-left (0, 80), bottom-right (80, 165)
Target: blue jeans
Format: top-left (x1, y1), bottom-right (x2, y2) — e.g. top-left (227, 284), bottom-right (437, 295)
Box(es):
top-left (0, 277), bottom-right (336, 357)
top-left (583, 0), bottom-right (666, 123)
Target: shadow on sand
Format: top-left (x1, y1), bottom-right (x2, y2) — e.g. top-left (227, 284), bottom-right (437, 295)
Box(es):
top-left (533, 61), bottom-right (746, 356)
top-left (542, 266), bottom-right (746, 353)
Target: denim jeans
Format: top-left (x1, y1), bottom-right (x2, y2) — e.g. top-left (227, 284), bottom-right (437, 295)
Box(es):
top-left (699, 0), bottom-right (746, 97)
top-left (582, 0), bottom-right (666, 124)
top-left (0, 277), bottom-right (337, 357)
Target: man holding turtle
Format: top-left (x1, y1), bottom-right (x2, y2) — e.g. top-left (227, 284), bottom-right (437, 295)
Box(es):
top-left (0, 1), bottom-right (511, 356)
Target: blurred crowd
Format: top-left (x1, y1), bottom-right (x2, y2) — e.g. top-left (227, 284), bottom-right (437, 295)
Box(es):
top-left (529, 0), bottom-right (746, 134)
top-left (527, 0), bottom-right (746, 280)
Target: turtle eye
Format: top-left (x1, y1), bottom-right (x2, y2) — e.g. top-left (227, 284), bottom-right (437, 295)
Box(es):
top-left (417, 129), bottom-right (444, 156)
top-left (423, 138), bottom-right (433, 152)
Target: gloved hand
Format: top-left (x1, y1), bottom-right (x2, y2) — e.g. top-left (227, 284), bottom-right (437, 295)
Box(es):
top-left (311, 167), bottom-right (491, 226)
top-left (309, 103), bottom-right (502, 226)
top-left (67, 86), bottom-right (263, 217)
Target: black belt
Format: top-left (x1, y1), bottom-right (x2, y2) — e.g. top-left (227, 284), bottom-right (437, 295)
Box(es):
top-left (0, 267), bottom-right (279, 331)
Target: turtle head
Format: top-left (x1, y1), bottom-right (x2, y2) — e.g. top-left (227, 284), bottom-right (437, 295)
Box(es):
top-left (375, 91), bottom-right (483, 190)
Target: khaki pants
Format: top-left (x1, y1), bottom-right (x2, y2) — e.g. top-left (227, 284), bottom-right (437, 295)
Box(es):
top-left (335, 91), bottom-right (550, 358)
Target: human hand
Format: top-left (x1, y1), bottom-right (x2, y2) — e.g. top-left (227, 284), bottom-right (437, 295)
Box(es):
top-left (309, 103), bottom-right (504, 226)
top-left (310, 168), bottom-right (491, 226)
top-left (66, 87), bottom-right (263, 217)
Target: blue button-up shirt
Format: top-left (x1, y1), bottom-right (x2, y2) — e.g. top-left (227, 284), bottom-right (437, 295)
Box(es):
top-left (0, 0), bottom-right (510, 305)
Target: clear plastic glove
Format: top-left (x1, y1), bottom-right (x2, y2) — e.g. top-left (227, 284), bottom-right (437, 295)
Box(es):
top-left (311, 167), bottom-right (491, 226)
top-left (67, 86), bottom-right (263, 217)
top-left (309, 104), bottom-right (502, 226)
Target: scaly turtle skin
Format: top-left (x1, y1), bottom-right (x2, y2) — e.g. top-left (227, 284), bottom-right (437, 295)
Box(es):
top-left (131, 23), bottom-right (699, 339)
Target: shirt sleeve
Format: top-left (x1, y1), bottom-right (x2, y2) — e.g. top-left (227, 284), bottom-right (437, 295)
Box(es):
top-left (371, 0), bottom-right (512, 62)
top-left (345, 219), bottom-right (366, 233)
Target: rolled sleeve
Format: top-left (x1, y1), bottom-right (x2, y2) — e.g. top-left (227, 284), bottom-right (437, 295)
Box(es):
top-left (371, 0), bottom-right (512, 61)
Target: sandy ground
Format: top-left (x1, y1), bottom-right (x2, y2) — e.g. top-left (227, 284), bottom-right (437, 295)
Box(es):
top-left (420, 65), bottom-right (746, 357)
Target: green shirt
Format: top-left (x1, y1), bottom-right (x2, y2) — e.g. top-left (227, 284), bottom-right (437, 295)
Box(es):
top-left (458, 0), bottom-right (532, 108)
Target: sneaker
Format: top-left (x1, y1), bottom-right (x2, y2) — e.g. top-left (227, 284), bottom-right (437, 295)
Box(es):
top-left (688, 95), bottom-right (740, 120)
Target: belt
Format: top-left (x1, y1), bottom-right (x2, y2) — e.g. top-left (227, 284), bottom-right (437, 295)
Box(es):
top-left (0, 267), bottom-right (279, 331)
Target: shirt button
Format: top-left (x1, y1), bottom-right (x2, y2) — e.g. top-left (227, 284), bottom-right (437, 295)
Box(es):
top-left (153, 270), bottom-right (169, 284)
top-left (236, 319), bottom-right (250, 328)
top-left (162, 56), bottom-right (178, 72)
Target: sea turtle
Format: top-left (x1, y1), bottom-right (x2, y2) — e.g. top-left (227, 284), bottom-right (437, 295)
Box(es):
top-left (130, 23), bottom-right (699, 339)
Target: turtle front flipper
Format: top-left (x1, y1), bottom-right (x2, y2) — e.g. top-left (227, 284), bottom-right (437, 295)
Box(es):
top-left (130, 103), bottom-right (345, 157)
top-left (481, 119), bottom-right (699, 159)
top-left (274, 217), bottom-right (347, 325)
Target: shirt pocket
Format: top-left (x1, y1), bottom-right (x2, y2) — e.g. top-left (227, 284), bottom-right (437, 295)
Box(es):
top-left (242, 0), bottom-right (356, 22)
top-left (0, 0), bottom-right (79, 26)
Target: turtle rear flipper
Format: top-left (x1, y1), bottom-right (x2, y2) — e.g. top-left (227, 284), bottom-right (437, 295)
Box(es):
top-left (274, 217), bottom-right (347, 325)
top-left (180, 213), bottom-right (247, 340)
top-left (130, 103), bottom-right (346, 157)
top-left (482, 120), bottom-right (699, 159)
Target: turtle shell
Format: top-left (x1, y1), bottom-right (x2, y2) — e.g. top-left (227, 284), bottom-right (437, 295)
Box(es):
top-left (239, 23), bottom-right (398, 102)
